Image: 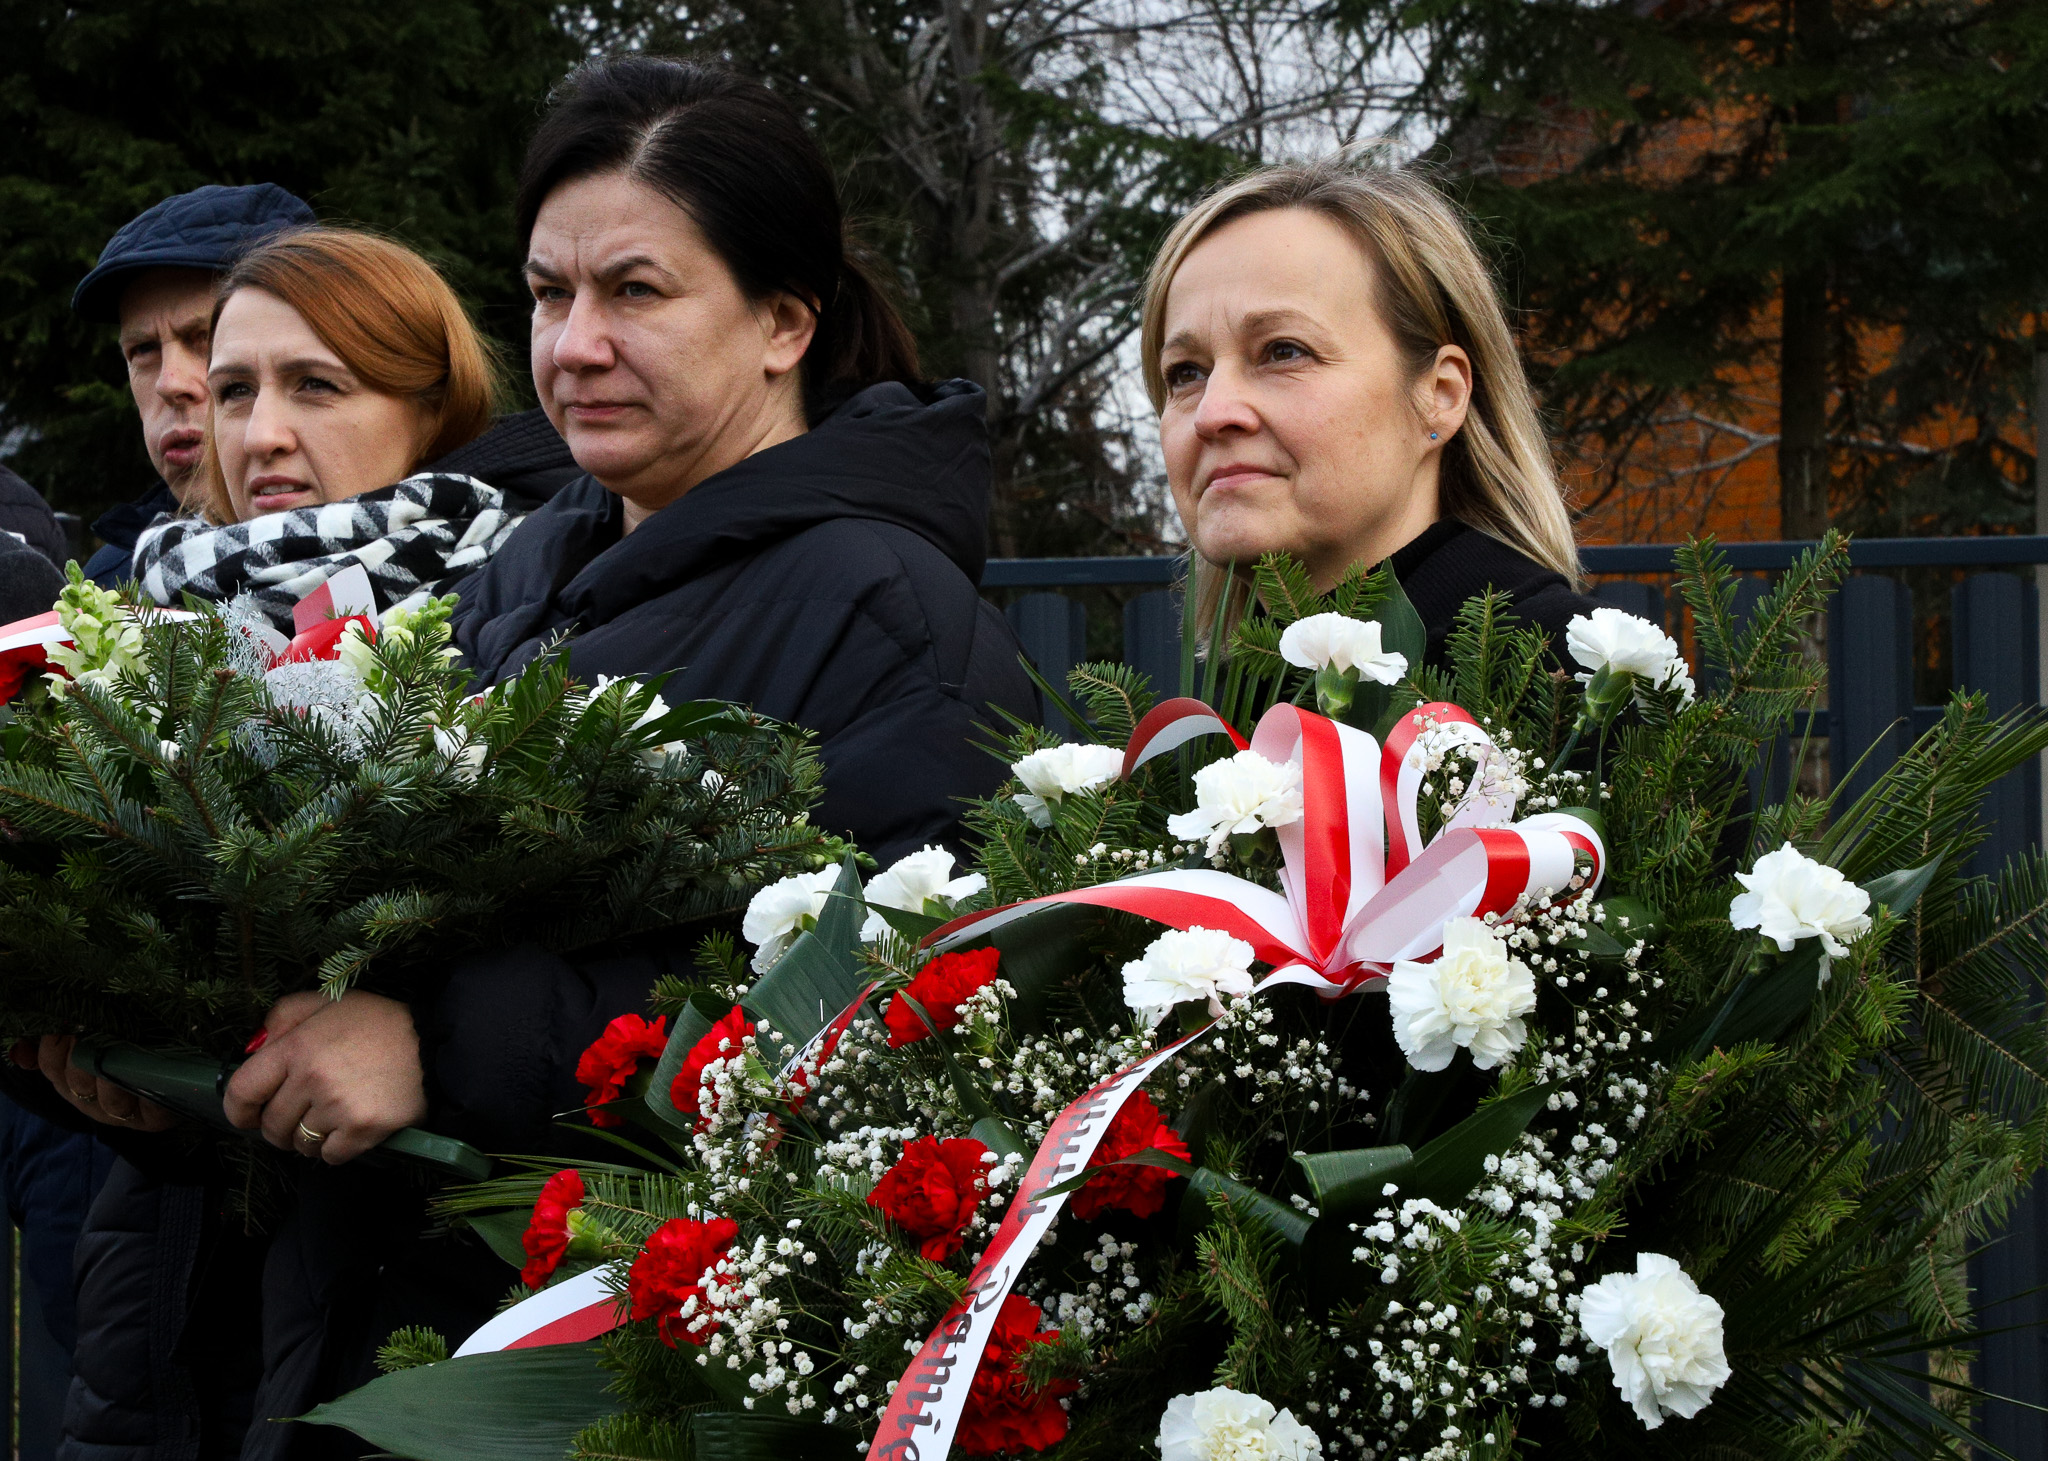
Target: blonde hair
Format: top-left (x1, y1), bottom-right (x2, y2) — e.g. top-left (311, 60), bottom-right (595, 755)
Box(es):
top-left (200, 228), bottom-right (501, 522)
top-left (1139, 154), bottom-right (1581, 639)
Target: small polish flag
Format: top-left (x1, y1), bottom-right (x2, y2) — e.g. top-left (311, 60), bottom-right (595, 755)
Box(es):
top-left (452, 1264), bottom-right (629, 1357)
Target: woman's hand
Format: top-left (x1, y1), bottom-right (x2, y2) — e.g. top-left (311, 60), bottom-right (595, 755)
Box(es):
top-left (223, 990), bottom-right (427, 1164)
top-left (13, 1035), bottom-right (179, 1131)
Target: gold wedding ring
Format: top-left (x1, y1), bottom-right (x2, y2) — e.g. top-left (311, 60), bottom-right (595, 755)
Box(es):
top-left (295, 1120), bottom-right (329, 1148)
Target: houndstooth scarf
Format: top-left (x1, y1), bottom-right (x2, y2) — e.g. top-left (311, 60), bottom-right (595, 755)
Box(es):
top-left (132, 474), bottom-right (524, 630)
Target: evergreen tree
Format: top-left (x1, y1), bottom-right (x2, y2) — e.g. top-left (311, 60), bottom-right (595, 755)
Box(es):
top-left (0, 0), bottom-right (581, 524)
top-left (1393, 0), bottom-right (2048, 538)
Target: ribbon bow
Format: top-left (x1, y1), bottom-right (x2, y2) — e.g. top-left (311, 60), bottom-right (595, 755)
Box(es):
top-left (930, 698), bottom-right (1604, 988)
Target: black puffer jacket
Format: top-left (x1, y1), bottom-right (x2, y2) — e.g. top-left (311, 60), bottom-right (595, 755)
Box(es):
top-left (154, 378), bottom-right (1032, 1459)
top-left (454, 377), bottom-right (1036, 863)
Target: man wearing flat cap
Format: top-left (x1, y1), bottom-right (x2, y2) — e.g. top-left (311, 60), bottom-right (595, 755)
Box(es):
top-left (71, 183), bottom-right (314, 587)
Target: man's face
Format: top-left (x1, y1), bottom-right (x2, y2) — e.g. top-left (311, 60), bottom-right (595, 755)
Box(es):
top-left (116, 268), bottom-right (219, 505)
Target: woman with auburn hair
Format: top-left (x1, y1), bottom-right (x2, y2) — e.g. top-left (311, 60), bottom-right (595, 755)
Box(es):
top-left (1141, 154), bottom-right (1595, 666)
top-left (131, 227), bottom-right (551, 627)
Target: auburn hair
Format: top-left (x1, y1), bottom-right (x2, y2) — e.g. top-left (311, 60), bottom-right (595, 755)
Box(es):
top-left (199, 228), bottom-right (499, 521)
top-left (1139, 154), bottom-right (1582, 645)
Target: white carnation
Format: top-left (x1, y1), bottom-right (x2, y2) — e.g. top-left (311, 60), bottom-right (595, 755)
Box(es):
top-left (1011, 742), bottom-right (1126, 826)
top-left (860, 845), bottom-right (986, 941)
top-left (1728, 842), bottom-right (1872, 982)
top-left (1166, 750), bottom-right (1304, 856)
top-left (742, 868), bottom-right (843, 972)
top-left (1122, 926), bottom-right (1257, 1028)
top-left (1158, 1386), bottom-right (1321, 1461)
top-left (1387, 917), bottom-right (1537, 1072)
top-left (1579, 1253), bottom-right (1730, 1429)
top-left (1278, 613), bottom-right (1407, 684)
top-left (1566, 607), bottom-right (1696, 704)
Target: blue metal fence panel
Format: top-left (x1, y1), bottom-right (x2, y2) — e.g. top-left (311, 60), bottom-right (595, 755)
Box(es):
top-left (1949, 572), bottom-right (2046, 1456)
top-left (1122, 590), bottom-right (1182, 700)
top-left (1006, 593), bottom-right (1088, 729)
top-left (1591, 579), bottom-right (1665, 628)
top-left (1828, 575), bottom-right (1915, 811)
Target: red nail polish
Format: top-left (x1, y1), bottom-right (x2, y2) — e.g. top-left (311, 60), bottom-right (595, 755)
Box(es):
top-left (244, 1029), bottom-right (269, 1054)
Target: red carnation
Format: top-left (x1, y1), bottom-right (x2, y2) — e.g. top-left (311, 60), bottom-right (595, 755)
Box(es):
top-left (627, 1215), bottom-right (740, 1348)
top-left (867, 1135), bottom-right (990, 1261)
top-left (885, 947), bottom-right (1003, 1047)
top-left (575, 1013), bottom-right (668, 1127)
top-left (1069, 1090), bottom-right (1191, 1222)
top-left (520, 1168), bottom-right (585, 1289)
top-left (670, 1006), bottom-right (756, 1120)
top-left (956, 1295), bottom-right (1077, 1456)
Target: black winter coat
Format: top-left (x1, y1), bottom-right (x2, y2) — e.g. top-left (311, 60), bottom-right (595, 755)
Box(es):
top-left (1387, 518), bottom-right (1598, 671)
top-left (453, 377), bottom-right (1035, 864)
top-left (177, 378), bottom-right (1033, 1458)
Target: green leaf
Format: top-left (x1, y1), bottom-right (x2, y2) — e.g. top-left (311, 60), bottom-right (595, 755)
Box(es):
top-left (1035, 1145), bottom-right (1195, 1200)
top-left (459, 1209), bottom-right (531, 1270)
top-left (689, 1412), bottom-right (861, 1460)
top-left (970, 1115), bottom-right (1030, 1160)
top-left (1293, 1145), bottom-right (1414, 1221)
top-left (862, 900), bottom-right (947, 942)
top-left (1396, 1083), bottom-right (1553, 1208)
top-left (643, 991), bottom-right (731, 1134)
top-left (1864, 858), bottom-right (1940, 916)
top-left (300, 1344), bottom-right (622, 1461)
top-left (1179, 1167), bottom-right (1312, 1251)
top-left (1375, 572), bottom-right (1427, 676)
top-left (1680, 942), bottom-right (1828, 1059)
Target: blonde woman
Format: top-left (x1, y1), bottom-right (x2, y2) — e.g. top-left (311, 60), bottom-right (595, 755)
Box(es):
top-left (1142, 155), bottom-right (1594, 665)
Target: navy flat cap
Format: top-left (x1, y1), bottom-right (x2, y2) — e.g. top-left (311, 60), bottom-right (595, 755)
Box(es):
top-left (71, 183), bottom-right (316, 322)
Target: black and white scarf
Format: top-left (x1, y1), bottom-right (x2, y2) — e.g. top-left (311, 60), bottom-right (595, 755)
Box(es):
top-left (133, 474), bottom-right (524, 630)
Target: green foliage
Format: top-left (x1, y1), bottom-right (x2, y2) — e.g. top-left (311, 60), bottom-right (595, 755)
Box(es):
top-left (0, 593), bottom-right (830, 1056)
top-left (376, 1325), bottom-right (450, 1373)
top-left (0, 0), bottom-right (581, 522)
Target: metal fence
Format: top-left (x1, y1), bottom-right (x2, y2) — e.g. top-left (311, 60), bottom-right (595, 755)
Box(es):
top-left (988, 537), bottom-right (2048, 1454)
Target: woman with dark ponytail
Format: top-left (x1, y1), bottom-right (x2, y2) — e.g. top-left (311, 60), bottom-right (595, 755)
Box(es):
top-left (96, 61), bottom-right (1037, 1460)
top-left (454, 56), bottom-right (1034, 859)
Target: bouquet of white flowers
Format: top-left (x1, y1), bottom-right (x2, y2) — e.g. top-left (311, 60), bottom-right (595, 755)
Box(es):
top-left (318, 538), bottom-right (2048, 1461)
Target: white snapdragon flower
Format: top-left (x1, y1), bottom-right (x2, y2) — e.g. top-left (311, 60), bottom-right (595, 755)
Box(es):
top-left (334, 620), bottom-right (379, 683)
top-left (1158, 1387), bottom-right (1322, 1461)
top-left (1166, 750), bottom-right (1304, 857)
top-left (860, 845), bottom-right (986, 941)
top-left (1122, 926), bottom-right (1257, 1028)
top-left (742, 868), bottom-right (844, 972)
top-left (46, 577), bottom-right (149, 700)
top-left (1387, 917), bottom-right (1537, 1072)
top-left (1579, 1253), bottom-right (1730, 1429)
top-left (1011, 742), bottom-right (1125, 826)
top-left (1729, 842), bottom-right (1872, 983)
top-left (432, 725), bottom-right (488, 784)
top-left (1566, 607), bottom-right (1696, 705)
top-left (1278, 613), bottom-right (1407, 683)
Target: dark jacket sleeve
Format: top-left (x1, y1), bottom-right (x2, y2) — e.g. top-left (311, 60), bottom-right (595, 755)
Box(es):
top-left (415, 935), bottom-right (692, 1155)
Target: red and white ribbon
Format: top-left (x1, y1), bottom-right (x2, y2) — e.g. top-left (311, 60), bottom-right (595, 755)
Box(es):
top-left (933, 700), bottom-right (1603, 991)
top-left (452, 1263), bottom-right (627, 1356)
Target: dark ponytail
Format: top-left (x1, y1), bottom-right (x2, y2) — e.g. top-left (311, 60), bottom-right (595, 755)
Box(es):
top-left (516, 56), bottom-right (920, 399)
